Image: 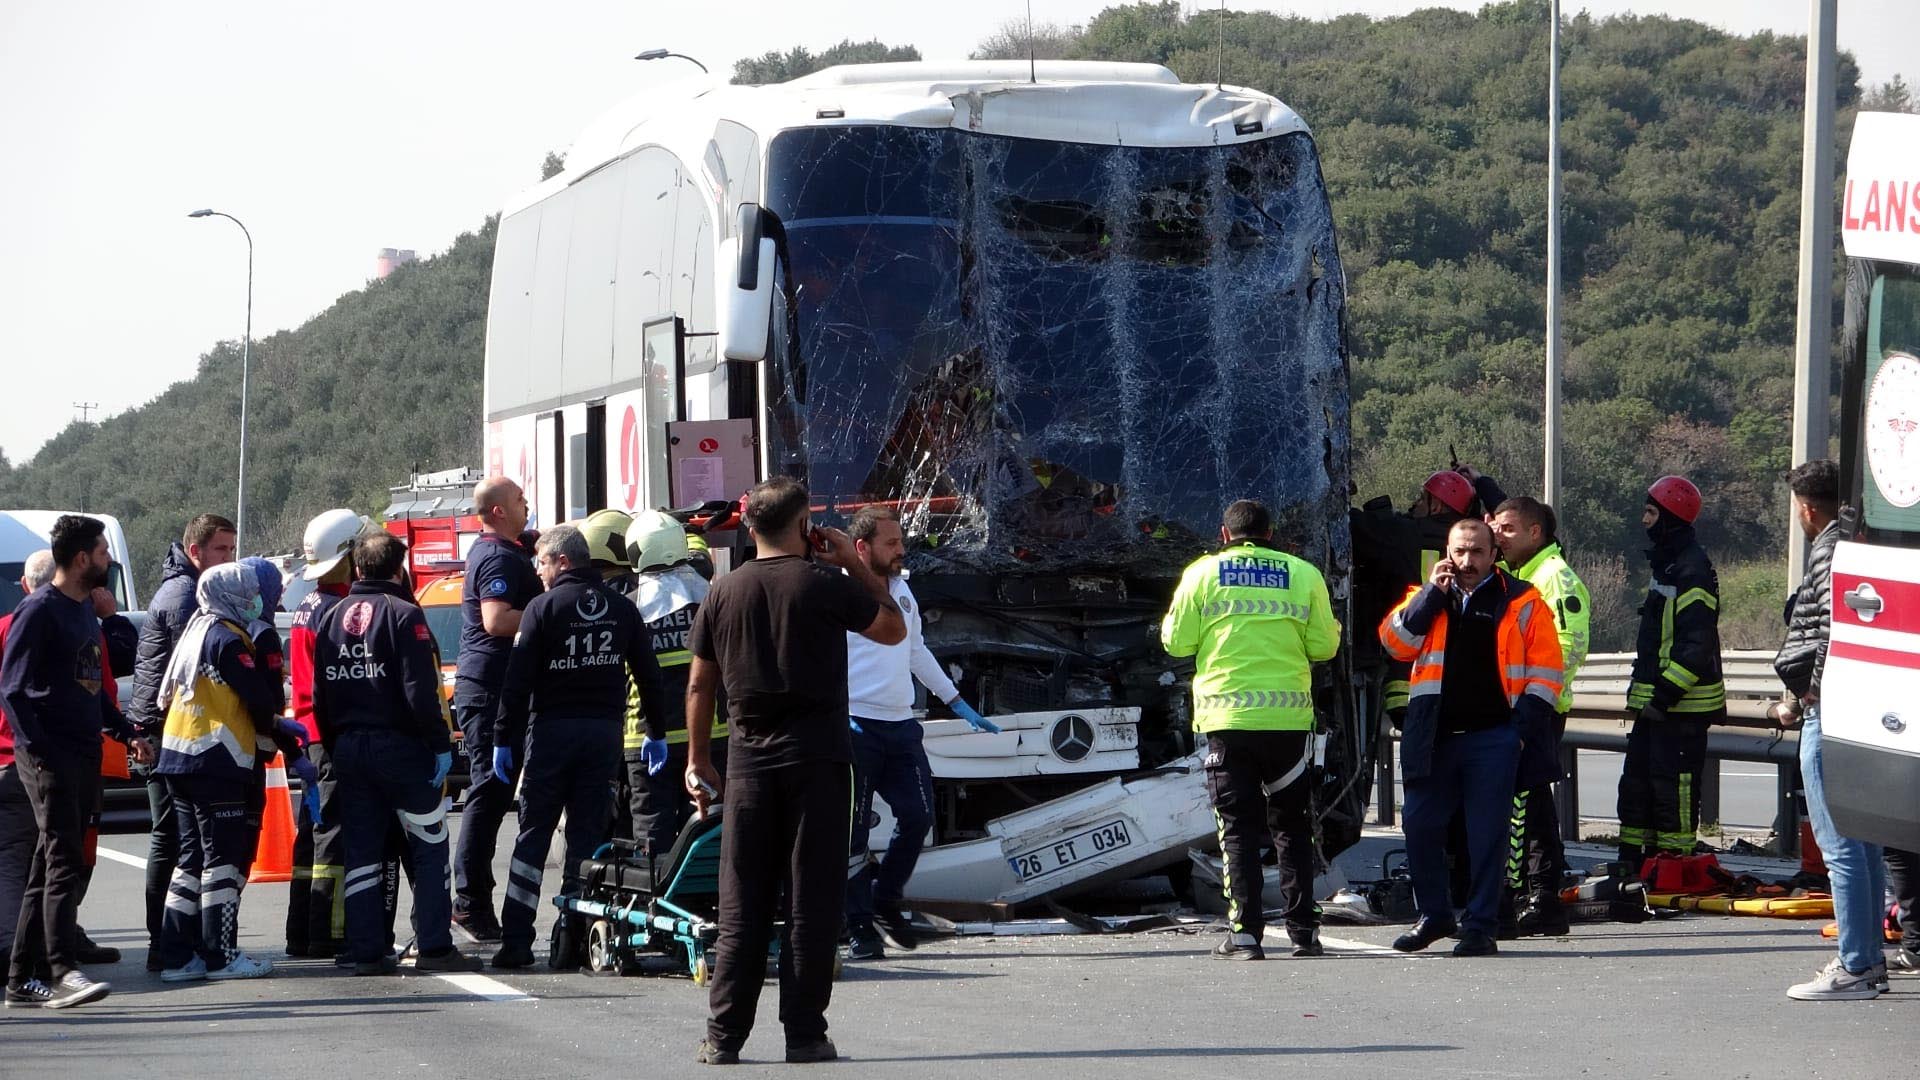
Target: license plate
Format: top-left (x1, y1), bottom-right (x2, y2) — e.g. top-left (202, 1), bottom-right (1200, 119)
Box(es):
top-left (1006, 818), bottom-right (1134, 882)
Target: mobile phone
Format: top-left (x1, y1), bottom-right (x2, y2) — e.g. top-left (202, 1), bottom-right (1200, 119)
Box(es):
top-left (693, 774), bottom-right (721, 799)
top-left (808, 526), bottom-right (829, 553)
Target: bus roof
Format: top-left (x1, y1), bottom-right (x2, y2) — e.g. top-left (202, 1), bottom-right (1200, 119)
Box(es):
top-left (505, 61), bottom-right (1308, 218)
top-left (1842, 111), bottom-right (1920, 265)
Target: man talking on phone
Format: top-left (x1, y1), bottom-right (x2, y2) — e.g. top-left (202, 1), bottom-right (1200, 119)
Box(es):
top-left (1378, 519), bottom-right (1563, 957)
top-left (682, 478), bottom-right (906, 1065)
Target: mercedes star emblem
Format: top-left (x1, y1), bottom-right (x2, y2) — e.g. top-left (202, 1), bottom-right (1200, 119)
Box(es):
top-left (1050, 714), bottom-right (1096, 762)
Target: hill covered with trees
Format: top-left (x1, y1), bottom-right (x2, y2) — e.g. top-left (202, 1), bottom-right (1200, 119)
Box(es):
top-left (5, 2), bottom-right (1907, 647)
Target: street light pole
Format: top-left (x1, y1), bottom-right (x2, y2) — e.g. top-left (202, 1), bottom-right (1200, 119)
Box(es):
top-left (1788, 0), bottom-right (1837, 589)
top-left (633, 48), bottom-right (709, 73)
top-left (189, 208), bottom-right (253, 553)
top-left (1544, 0), bottom-right (1563, 509)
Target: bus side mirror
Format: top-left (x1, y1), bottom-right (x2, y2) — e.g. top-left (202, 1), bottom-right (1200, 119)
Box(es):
top-left (720, 203), bottom-right (776, 363)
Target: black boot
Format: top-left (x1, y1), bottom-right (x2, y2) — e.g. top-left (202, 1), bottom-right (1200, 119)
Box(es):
top-left (1286, 925), bottom-right (1324, 957)
top-left (1517, 894), bottom-right (1571, 937)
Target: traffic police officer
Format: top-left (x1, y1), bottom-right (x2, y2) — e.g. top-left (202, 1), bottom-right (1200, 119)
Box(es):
top-left (1161, 499), bottom-right (1340, 960)
top-left (489, 525), bottom-right (667, 969)
top-left (311, 533), bottom-right (481, 975)
top-left (1619, 475), bottom-right (1724, 867)
top-left (1490, 496), bottom-right (1591, 935)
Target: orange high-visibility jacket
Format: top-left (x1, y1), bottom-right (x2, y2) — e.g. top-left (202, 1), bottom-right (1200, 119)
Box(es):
top-left (1377, 570), bottom-right (1564, 781)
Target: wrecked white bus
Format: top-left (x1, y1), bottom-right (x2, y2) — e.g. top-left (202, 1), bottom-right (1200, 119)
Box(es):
top-left (481, 61), bottom-right (1359, 888)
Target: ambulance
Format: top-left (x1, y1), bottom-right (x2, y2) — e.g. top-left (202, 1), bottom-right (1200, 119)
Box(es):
top-left (1822, 110), bottom-right (1920, 851)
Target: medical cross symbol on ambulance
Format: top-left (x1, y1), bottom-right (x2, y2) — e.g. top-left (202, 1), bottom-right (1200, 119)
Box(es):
top-left (1867, 352), bottom-right (1920, 508)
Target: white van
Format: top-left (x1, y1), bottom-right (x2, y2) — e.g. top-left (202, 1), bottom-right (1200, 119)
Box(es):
top-left (0, 510), bottom-right (140, 615)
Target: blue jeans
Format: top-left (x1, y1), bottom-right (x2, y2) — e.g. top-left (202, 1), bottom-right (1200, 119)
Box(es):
top-left (332, 730), bottom-right (454, 962)
top-left (1800, 707), bottom-right (1887, 973)
top-left (1404, 724), bottom-right (1520, 935)
top-left (846, 718), bottom-right (935, 929)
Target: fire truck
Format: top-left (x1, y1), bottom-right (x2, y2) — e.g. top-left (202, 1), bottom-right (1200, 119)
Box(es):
top-left (381, 467), bottom-right (485, 589)
top-left (1823, 110), bottom-right (1920, 851)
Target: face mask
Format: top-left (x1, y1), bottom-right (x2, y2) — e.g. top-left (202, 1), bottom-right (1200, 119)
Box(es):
top-left (244, 597), bottom-right (265, 622)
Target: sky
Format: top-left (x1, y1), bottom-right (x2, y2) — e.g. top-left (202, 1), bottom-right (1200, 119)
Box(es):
top-left (0, 1), bottom-right (1910, 464)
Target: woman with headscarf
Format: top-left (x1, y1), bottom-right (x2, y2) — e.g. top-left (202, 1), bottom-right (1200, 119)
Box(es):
top-left (153, 562), bottom-right (313, 982)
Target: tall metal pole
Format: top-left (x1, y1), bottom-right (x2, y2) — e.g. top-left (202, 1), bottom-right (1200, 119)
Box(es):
top-left (1543, 0), bottom-right (1563, 508)
top-left (189, 209), bottom-right (254, 553)
top-left (1789, 0), bottom-right (1837, 588)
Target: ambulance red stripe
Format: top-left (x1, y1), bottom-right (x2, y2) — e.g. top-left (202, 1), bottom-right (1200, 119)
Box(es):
top-left (1831, 572), bottom-right (1920, 635)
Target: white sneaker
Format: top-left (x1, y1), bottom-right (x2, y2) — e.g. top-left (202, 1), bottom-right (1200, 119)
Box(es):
top-left (1787, 957), bottom-right (1882, 1001)
top-left (160, 956), bottom-right (209, 983)
top-left (207, 952), bottom-right (274, 980)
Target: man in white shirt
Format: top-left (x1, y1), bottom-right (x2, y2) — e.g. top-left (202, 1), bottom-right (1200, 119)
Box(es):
top-left (843, 508), bottom-right (997, 961)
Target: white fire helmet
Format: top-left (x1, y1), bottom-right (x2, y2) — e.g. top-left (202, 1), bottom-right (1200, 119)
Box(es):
top-left (301, 509), bottom-right (368, 581)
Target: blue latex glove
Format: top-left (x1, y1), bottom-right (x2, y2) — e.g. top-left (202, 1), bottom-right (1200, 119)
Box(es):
top-left (949, 698), bottom-right (1000, 734)
top-left (489, 746), bottom-right (512, 785)
top-left (849, 718), bottom-right (864, 735)
top-left (290, 754), bottom-right (318, 789)
top-left (275, 718), bottom-right (311, 749)
top-left (429, 751), bottom-right (452, 788)
top-left (640, 737), bottom-right (669, 776)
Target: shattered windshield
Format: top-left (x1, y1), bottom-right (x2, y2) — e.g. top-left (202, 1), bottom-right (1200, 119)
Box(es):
top-left (764, 124), bottom-right (1348, 577)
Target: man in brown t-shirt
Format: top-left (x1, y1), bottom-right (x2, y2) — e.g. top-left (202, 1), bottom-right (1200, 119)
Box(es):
top-left (685, 477), bottom-right (904, 1065)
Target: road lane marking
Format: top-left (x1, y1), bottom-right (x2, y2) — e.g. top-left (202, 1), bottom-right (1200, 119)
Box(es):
top-left (430, 972), bottom-right (533, 1001)
top-left (1262, 928), bottom-right (1405, 956)
top-left (96, 846), bottom-right (148, 870)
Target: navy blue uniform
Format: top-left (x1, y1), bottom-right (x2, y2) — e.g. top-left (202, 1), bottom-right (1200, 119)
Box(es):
top-left (452, 532), bottom-right (540, 924)
top-left (496, 567), bottom-right (667, 949)
top-left (2, 585), bottom-right (139, 985)
top-left (312, 579), bottom-right (457, 963)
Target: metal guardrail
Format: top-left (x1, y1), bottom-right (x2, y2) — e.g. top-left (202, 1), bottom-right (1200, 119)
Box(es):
top-left (1371, 651), bottom-right (1807, 854)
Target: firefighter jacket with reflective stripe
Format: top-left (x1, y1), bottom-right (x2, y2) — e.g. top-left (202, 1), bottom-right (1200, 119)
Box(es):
top-left (1161, 541), bottom-right (1340, 733)
top-left (1508, 542), bottom-right (1591, 713)
top-left (616, 566), bottom-right (725, 750)
top-left (1628, 526), bottom-right (1725, 715)
top-left (1378, 571), bottom-right (1564, 782)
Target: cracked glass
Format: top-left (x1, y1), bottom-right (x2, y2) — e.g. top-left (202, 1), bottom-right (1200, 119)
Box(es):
top-left (763, 124), bottom-right (1349, 578)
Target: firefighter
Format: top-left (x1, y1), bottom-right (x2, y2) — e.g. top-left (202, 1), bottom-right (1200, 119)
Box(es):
top-left (1618, 475), bottom-right (1725, 868)
top-left (285, 508), bottom-right (364, 957)
top-left (1161, 499), bottom-right (1341, 960)
top-left (624, 510), bottom-right (726, 855)
top-left (1378, 518), bottom-right (1563, 957)
top-left (450, 477), bottom-right (541, 943)
top-left (1490, 497), bottom-right (1591, 936)
top-left (488, 525), bottom-right (668, 969)
top-left (311, 532), bottom-right (481, 975)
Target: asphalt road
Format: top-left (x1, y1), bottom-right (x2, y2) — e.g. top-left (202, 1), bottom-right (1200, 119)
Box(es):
top-left (5, 816), bottom-right (1910, 1078)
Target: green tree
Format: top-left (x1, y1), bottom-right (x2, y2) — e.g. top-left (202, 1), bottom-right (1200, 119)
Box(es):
top-left (731, 39), bottom-right (921, 85)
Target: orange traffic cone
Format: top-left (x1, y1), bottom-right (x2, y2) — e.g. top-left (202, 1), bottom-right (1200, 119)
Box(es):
top-left (250, 752), bottom-right (296, 884)
top-left (1799, 820), bottom-right (1826, 877)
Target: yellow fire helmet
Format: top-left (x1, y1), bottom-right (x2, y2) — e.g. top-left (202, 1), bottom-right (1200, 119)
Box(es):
top-left (577, 508), bottom-right (635, 569)
top-left (627, 509), bottom-right (690, 573)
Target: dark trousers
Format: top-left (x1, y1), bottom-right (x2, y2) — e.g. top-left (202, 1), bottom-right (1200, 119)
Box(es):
top-left (1886, 847), bottom-right (1920, 953)
top-left (501, 716), bottom-right (620, 948)
top-left (1203, 728), bottom-right (1318, 937)
top-left (333, 729), bottom-right (454, 962)
top-left (9, 747), bottom-right (99, 984)
top-left (289, 742), bottom-right (343, 949)
top-left (452, 692), bottom-right (521, 918)
top-left (0, 762), bottom-right (34, 960)
top-left (1509, 711), bottom-right (1568, 905)
top-left (141, 763), bottom-right (180, 950)
top-left (707, 762), bottom-right (852, 1053)
top-left (630, 739), bottom-right (728, 856)
top-left (159, 772), bottom-right (258, 969)
top-left (847, 719), bottom-right (934, 930)
top-left (1616, 716), bottom-right (1711, 862)
top-left (1404, 725), bottom-right (1519, 935)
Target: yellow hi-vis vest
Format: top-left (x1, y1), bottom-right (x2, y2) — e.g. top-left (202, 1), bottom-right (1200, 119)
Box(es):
top-left (1161, 541), bottom-right (1341, 732)
top-left (1508, 542), bottom-right (1592, 714)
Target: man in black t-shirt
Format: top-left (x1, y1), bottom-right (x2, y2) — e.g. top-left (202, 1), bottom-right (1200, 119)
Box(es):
top-left (684, 478), bottom-right (905, 1066)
